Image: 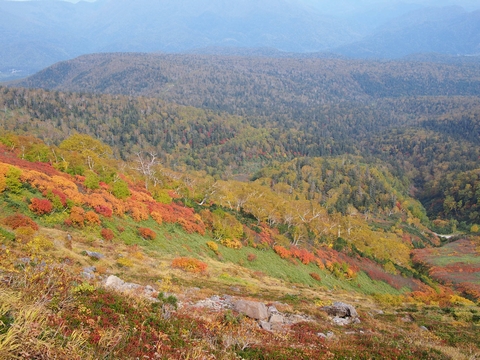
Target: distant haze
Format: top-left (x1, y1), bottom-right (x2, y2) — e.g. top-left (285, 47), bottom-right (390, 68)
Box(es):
top-left (1, 0), bottom-right (480, 80)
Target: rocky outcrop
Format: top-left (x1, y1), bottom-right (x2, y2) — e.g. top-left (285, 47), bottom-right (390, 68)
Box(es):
top-left (194, 296), bottom-right (313, 332)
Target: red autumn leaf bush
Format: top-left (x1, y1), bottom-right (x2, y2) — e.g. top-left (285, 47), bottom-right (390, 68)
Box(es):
top-left (94, 205), bottom-right (113, 218)
top-left (3, 213), bottom-right (39, 231)
top-left (139, 227), bottom-right (156, 240)
top-left (172, 257), bottom-right (208, 273)
top-left (29, 198), bottom-right (53, 215)
top-left (101, 228), bottom-right (115, 241)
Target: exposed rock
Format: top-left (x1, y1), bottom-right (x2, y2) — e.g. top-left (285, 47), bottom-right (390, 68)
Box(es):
top-left (267, 305), bottom-right (279, 316)
top-left (233, 300), bottom-right (268, 320)
top-left (269, 313), bottom-right (284, 324)
top-left (322, 302), bottom-right (359, 318)
top-left (104, 275), bottom-right (154, 300)
top-left (194, 295), bottom-right (234, 311)
top-left (420, 326), bottom-right (429, 331)
top-left (333, 317), bottom-right (351, 326)
top-left (317, 331), bottom-right (335, 339)
top-left (259, 321), bottom-right (271, 331)
top-left (84, 266), bottom-right (96, 273)
top-left (401, 314), bottom-right (414, 323)
top-left (82, 267), bottom-right (96, 280)
top-left (105, 275), bottom-right (125, 290)
top-left (84, 250), bottom-right (105, 259)
top-left (285, 313), bottom-right (313, 324)
top-left (321, 302), bottom-right (360, 326)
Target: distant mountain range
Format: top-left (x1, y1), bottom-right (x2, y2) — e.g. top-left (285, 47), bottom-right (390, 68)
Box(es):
top-left (1, 0), bottom-right (480, 80)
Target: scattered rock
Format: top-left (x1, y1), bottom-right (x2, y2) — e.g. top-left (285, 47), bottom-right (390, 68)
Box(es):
top-left (105, 275), bottom-right (125, 290)
top-left (321, 302), bottom-right (360, 326)
top-left (317, 331), bottom-right (335, 339)
top-left (194, 295), bottom-right (234, 311)
top-left (82, 266), bottom-right (96, 280)
top-left (84, 250), bottom-right (105, 259)
top-left (401, 314), bottom-right (414, 323)
top-left (104, 275), bottom-right (155, 300)
top-left (234, 300), bottom-right (268, 320)
top-left (322, 302), bottom-right (359, 318)
top-left (333, 317), bottom-right (351, 326)
top-left (419, 326), bottom-right (429, 331)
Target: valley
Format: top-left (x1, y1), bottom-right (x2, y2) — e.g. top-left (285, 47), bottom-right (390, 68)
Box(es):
top-left (0, 52), bottom-right (479, 358)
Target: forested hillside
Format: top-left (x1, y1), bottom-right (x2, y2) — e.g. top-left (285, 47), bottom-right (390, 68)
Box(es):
top-left (7, 54), bottom-right (480, 227)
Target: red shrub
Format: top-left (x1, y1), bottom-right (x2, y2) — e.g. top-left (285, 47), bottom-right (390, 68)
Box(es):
top-left (172, 257), bottom-right (208, 273)
top-left (29, 198), bottom-right (53, 215)
top-left (43, 189), bottom-right (67, 207)
top-left (101, 228), bottom-right (115, 241)
top-left (3, 213), bottom-right (39, 231)
top-left (139, 227), bottom-right (156, 240)
top-left (247, 253), bottom-right (257, 262)
top-left (291, 247), bottom-right (315, 265)
top-left (94, 205), bottom-right (113, 218)
top-left (310, 273), bottom-right (321, 282)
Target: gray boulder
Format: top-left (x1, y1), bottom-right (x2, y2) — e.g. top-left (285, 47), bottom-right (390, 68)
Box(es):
top-left (321, 302), bottom-right (360, 325)
top-left (321, 302), bottom-right (359, 318)
top-left (233, 300), bottom-right (268, 320)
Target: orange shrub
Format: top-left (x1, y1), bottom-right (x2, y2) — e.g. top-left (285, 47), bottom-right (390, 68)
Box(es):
top-left (290, 247), bottom-right (315, 265)
top-left (139, 227), bottom-right (156, 240)
top-left (172, 257), bottom-right (208, 273)
top-left (29, 198), bottom-right (53, 215)
top-left (3, 213), bottom-right (39, 231)
top-left (67, 206), bottom-right (85, 227)
top-left (128, 204), bottom-right (149, 222)
top-left (314, 258), bottom-right (325, 270)
top-left (85, 211), bottom-right (101, 226)
top-left (100, 228), bottom-right (115, 241)
top-left (150, 211), bottom-right (163, 225)
top-left (247, 253), bottom-right (257, 262)
top-left (273, 245), bottom-right (292, 259)
top-left (310, 273), bottom-right (321, 282)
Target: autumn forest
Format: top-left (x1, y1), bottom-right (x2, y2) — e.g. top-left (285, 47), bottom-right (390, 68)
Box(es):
top-left (1, 54), bottom-right (480, 359)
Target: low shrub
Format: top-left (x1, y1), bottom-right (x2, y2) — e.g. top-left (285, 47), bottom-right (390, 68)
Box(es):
top-left (309, 273), bottom-right (322, 282)
top-left (247, 253), bottom-right (257, 262)
top-left (100, 228), bottom-right (115, 241)
top-left (139, 227), bottom-right (156, 240)
top-left (3, 213), bottom-right (39, 231)
top-left (29, 198), bottom-right (53, 215)
top-left (206, 241), bottom-right (219, 254)
top-left (172, 257), bottom-right (208, 273)
top-left (220, 238), bottom-right (242, 249)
